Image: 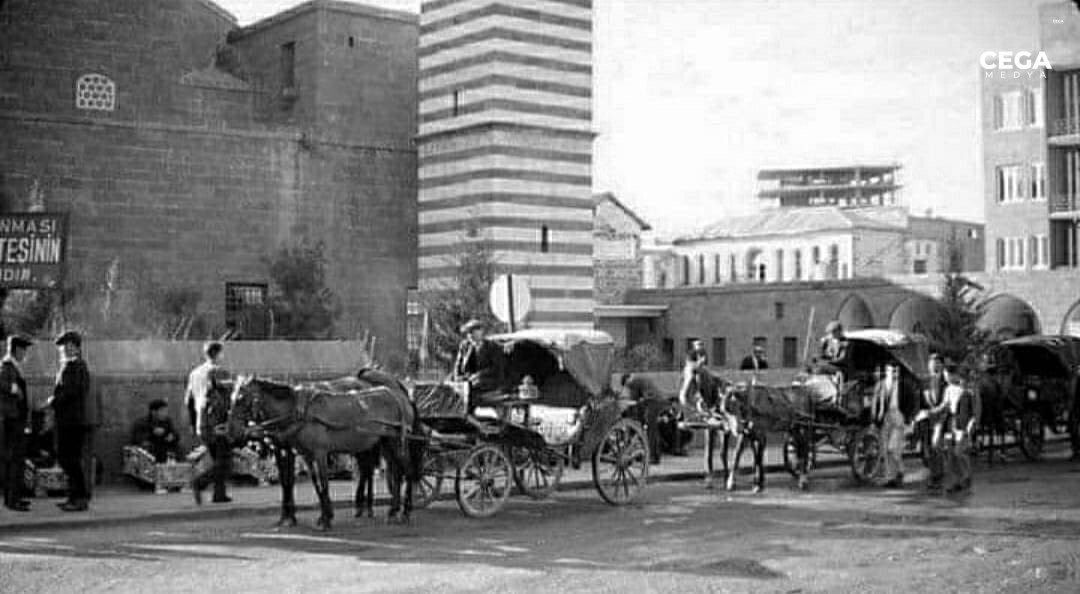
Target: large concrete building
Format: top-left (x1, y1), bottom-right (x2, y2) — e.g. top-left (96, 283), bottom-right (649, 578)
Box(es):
top-left (0, 0), bottom-right (418, 352)
top-left (415, 0), bottom-right (596, 330)
top-left (756, 164), bottom-right (902, 209)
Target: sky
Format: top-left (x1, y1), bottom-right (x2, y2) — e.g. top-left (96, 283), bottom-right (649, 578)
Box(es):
top-left (215, 0), bottom-right (1048, 235)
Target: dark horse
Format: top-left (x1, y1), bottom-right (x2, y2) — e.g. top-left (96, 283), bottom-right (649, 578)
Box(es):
top-left (720, 381), bottom-right (814, 492)
top-left (229, 372), bottom-right (424, 531)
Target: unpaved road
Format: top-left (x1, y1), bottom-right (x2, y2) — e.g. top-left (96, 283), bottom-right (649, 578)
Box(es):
top-left (2, 448), bottom-right (1079, 594)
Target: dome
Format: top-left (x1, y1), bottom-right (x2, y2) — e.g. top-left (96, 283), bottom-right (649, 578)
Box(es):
top-left (978, 295), bottom-right (1040, 340)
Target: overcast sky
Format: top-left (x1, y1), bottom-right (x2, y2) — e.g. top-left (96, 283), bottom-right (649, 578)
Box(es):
top-left (215, 0), bottom-right (1047, 235)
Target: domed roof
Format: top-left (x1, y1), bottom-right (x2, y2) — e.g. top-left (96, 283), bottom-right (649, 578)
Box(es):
top-left (978, 295), bottom-right (1040, 340)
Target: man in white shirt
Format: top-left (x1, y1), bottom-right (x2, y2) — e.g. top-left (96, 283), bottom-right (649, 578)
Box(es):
top-left (185, 341), bottom-right (232, 504)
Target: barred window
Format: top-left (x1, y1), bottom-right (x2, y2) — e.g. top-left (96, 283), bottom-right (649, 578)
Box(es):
top-left (76, 73), bottom-right (115, 111)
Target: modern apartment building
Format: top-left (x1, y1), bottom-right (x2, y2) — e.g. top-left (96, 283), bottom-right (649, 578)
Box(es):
top-left (756, 164), bottom-right (902, 209)
top-left (981, 1), bottom-right (1080, 273)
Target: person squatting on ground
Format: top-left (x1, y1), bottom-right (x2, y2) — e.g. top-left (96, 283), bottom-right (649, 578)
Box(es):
top-left (0, 335), bottom-right (34, 512)
top-left (48, 331), bottom-right (92, 512)
top-left (186, 341), bottom-right (233, 504)
top-left (131, 399), bottom-right (182, 463)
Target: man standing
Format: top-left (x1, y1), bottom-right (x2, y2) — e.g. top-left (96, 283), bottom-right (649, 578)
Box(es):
top-left (452, 319), bottom-right (505, 399)
top-left (0, 335), bottom-right (33, 512)
top-left (49, 331), bottom-right (91, 512)
top-left (922, 353), bottom-right (947, 491)
top-left (186, 341), bottom-right (232, 504)
top-left (739, 345), bottom-right (769, 372)
top-left (872, 364), bottom-right (906, 488)
top-left (924, 363), bottom-right (980, 495)
top-left (620, 373), bottom-right (665, 465)
top-left (131, 399), bottom-right (181, 463)
top-left (819, 321), bottom-right (847, 363)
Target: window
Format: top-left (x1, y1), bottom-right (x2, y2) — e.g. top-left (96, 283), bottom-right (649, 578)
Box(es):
top-left (711, 338), bottom-right (727, 367)
top-left (698, 254), bottom-right (706, 284)
top-left (662, 339), bottom-right (675, 368)
top-left (281, 42), bottom-right (296, 89)
top-left (812, 246), bottom-right (821, 264)
top-left (774, 302), bottom-right (784, 320)
top-left (757, 263), bottom-right (767, 282)
top-left (75, 73), bottom-right (115, 111)
top-left (348, 35), bottom-right (356, 48)
top-left (996, 237), bottom-right (1006, 270)
top-left (714, 254), bottom-right (722, 284)
top-left (775, 249), bottom-right (784, 281)
top-left (782, 337), bottom-right (798, 368)
top-left (1003, 236), bottom-right (1026, 269)
top-left (540, 225), bottom-right (550, 253)
top-left (1030, 162), bottom-right (1046, 200)
top-left (1032, 234), bottom-right (1050, 268)
top-left (794, 249), bottom-right (802, 280)
top-left (841, 263), bottom-right (849, 278)
top-left (996, 165), bottom-right (1025, 203)
top-left (968, 228), bottom-right (979, 239)
top-left (681, 256), bottom-right (690, 286)
top-left (406, 288), bottom-right (423, 354)
top-left (994, 91), bottom-right (1024, 131)
top-left (913, 259), bottom-right (928, 274)
top-left (728, 254), bottom-right (737, 282)
top-left (1027, 87), bottom-right (1044, 127)
top-left (225, 283), bottom-right (269, 339)
top-left (452, 89), bottom-right (462, 117)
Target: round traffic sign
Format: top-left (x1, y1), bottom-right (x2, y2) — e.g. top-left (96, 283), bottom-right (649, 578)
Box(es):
top-left (489, 274), bottom-right (532, 324)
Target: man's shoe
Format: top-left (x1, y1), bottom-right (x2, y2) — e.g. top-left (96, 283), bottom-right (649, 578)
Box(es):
top-left (59, 500), bottom-right (88, 512)
top-left (211, 495), bottom-right (233, 504)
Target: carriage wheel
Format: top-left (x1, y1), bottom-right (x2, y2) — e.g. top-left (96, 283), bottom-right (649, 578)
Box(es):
top-left (848, 427), bottom-right (881, 484)
top-left (511, 447), bottom-right (564, 500)
top-left (782, 433), bottom-right (818, 478)
top-left (1019, 411), bottom-right (1045, 461)
top-left (412, 452), bottom-right (444, 510)
top-left (592, 418), bottom-right (649, 506)
top-left (455, 444), bottom-right (512, 518)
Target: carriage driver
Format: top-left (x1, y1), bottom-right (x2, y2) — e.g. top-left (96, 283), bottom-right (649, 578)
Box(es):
top-left (452, 319), bottom-right (506, 407)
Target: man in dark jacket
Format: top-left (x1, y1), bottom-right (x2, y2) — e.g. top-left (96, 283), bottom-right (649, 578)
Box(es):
top-left (0, 335), bottom-right (33, 512)
top-left (131, 399), bottom-right (181, 463)
top-left (620, 373), bottom-right (665, 465)
top-left (452, 319), bottom-right (506, 403)
top-left (739, 345), bottom-right (769, 371)
top-left (48, 331), bottom-right (91, 512)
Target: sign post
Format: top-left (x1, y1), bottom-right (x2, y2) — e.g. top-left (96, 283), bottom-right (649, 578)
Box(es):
top-left (489, 273), bottom-right (532, 331)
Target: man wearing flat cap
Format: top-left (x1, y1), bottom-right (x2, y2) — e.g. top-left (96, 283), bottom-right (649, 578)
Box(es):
top-left (0, 335), bottom-right (33, 511)
top-left (452, 319), bottom-right (505, 400)
top-left (48, 330), bottom-right (92, 512)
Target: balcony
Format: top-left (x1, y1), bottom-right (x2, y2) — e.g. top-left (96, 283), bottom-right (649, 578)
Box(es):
top-left (1049, 118), bottom-right (1080, 145)
top-left (1050, 193), bottom-right (1080, 218)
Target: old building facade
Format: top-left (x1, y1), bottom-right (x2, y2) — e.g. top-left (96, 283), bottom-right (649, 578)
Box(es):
top-left (0, 0), bottom-right (418, 352)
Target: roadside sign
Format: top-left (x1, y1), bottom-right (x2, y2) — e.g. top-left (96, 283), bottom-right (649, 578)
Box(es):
top-left (489, 273), bottom-right (532, 330)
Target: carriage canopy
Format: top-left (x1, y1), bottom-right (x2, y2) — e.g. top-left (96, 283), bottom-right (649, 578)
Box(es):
top-left (841, 328), bottom-right (930, 381)
top-left (998, 335), bottom-right (1080, 378)
top-left (488, 329), bottom-right (615, 399)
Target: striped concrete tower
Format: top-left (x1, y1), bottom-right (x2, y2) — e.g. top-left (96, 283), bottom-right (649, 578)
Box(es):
top-left (417, 0), bottom-right (595, 330)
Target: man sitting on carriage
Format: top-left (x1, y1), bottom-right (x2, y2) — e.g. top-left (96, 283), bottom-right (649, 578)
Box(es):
top-left (452, 319), bottom-right (508, 410)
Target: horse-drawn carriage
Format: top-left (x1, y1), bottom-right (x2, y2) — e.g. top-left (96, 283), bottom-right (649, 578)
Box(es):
top-left (410, 329), bottom-right (650, 518)
top-left (982, 334), bottom-right (1080, 460)
top-left (782, 329), bottom-right (930, 483)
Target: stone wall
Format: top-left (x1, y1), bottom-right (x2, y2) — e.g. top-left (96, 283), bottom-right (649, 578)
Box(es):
top-left (21, 340), bottom-right (372, 482)
top-left (0, 0), bottom-right (418, 354)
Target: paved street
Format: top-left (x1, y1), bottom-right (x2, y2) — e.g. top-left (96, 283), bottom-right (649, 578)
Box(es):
top-left (2, 444), bottom-right (1079, 594)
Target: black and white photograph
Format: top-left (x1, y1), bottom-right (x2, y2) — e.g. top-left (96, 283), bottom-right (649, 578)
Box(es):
top-left (1, 0), bottom-right (1080, 592)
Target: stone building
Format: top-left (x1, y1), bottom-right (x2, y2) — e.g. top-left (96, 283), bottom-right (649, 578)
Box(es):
top-left (0, 0), bottom-right (418, 353)
top-left (644, 206), bottom-right (984, 289)
top-left (593, 192), bottom-right (651, 304)
top-left (415, 0), bottom-right (596, 330)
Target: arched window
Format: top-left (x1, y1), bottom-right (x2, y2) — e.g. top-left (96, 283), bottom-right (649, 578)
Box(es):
top-left (681, 255), bottom-right (690, 286)
top-left (794, 250), bottom-right (803, 280)
top-left (76, 73), bottom-right (116, 111)
top-left (728, 254), bottom-right (737, 282)
top-left (812, 246), bottom-right (821, 264)
top-left (697, 254), bottom-right (705, 284)
top-left (714, 254), bottom-right (722, 284)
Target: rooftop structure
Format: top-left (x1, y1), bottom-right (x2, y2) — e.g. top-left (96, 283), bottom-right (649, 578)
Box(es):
top-left (756, 164), bottom-right (902, 209)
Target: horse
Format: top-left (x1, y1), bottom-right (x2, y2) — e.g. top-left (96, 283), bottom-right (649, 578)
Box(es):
top-left (229, 374), bottom-right (424, 531)
top-left (720, 381), bottom-right (814, 492)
